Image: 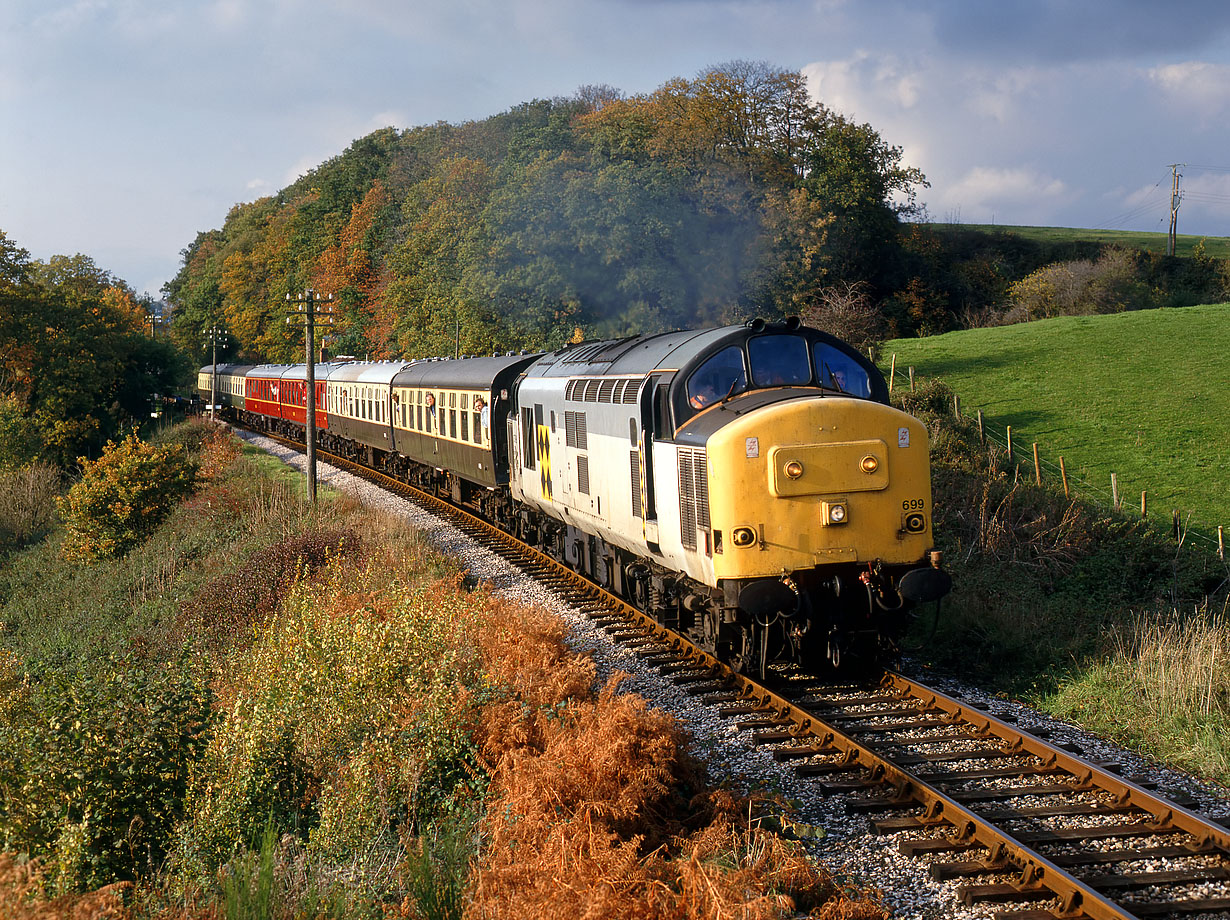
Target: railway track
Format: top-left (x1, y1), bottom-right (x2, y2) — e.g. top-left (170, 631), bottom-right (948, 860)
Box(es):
top-left (253, 427), bottom-right (1230, 920)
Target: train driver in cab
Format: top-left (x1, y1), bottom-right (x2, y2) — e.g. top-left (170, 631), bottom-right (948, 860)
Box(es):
top-left (687, 345), bottom-right (747, 410)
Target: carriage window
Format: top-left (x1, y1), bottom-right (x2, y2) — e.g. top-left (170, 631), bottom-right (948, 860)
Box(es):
top-left (813, 343), bottom-right (872, 398)
top-left (686, 345), bottom-right (746, 410)
top-left (749, 335), bottom-right (811, 387)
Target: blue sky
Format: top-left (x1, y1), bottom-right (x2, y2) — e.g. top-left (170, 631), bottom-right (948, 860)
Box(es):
top-left (3, 0), bottom-right (1230, 299)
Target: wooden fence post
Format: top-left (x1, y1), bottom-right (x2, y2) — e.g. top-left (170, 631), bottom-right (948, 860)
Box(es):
top-left (908, 366), bottom-right (915, 391)
top-left (1032, 443), bottom-right (1042, 486)
top-left (1111, 473), bottom-right (1119, 510)
top-left (1006, 426), bottom-right (1013, 459)
top-left (1059, 456), bottom-right (1070, 498)
top-left (1172, 510), bottom-right (1180, 541)
top-left (1141, 491), bottom-right (1147, 519)
top-left (888, 354), bottom-right (896, 393)
top-left (1220, 526), bottom-right (1225, 561)
top-left (977, 410), bottom-right (985, 444)
top-left (953, 394), bottom-right (961, 418)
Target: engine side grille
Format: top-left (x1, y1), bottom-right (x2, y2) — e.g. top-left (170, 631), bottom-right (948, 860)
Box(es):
top-left (564, 410), bottom-right (588, 450)
top-left (630, 450), bottom-right (642, 519)
top-left (677, 447), bottom-right (710, 553)
top-left (577, 454), bottom-right (590, 495)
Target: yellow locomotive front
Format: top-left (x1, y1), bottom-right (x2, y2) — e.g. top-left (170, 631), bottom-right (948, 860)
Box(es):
top-left (704, 395), bottom-right (948, 670)
top-left (709, 395), bottom-right (935, 574)
top-left (669, 322), bottom-right (949, 672)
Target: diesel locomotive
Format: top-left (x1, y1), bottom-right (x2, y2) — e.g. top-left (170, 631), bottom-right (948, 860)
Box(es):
top-left (199, 318), bottom-right (950, 674)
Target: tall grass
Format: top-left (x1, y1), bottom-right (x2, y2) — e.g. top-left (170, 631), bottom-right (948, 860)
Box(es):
top-left (0, 463), bottom-right (59, 552)
top-left (1046, 604), bottom-right (1230, 782)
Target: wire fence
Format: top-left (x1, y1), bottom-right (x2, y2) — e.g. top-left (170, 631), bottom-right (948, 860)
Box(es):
top-left (884, 358), bottom-right (1227, 562)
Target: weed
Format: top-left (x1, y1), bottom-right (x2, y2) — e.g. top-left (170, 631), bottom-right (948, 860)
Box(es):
top-left (1045, 605), bottom-right (1230, 782)
top-left (0, 463), bottom-right (59, 554)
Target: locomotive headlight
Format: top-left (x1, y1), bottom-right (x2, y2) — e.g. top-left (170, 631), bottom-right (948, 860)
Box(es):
top-left (784, 460), bottom-right (804, 479)
top-left (904, 512), bottom-right (926, 533)
top-left (860, 455), bottom-right (879, 474)
top-left (731, 526), bottom-right (757, 548)
top-left (822, 501), bottom-right (849, 525)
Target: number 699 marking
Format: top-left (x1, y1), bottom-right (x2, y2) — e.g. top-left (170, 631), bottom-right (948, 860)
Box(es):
top-left (902, 498), bottom-right (925, 511)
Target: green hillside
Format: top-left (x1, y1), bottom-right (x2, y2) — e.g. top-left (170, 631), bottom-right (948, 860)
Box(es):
top-left (929, 223), bottom-right (1230, 259)
top-left (881, 303), bottom-right (1230, 539)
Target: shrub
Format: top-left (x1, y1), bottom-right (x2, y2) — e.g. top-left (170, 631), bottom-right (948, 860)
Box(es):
top-left (0, 651), bottom-right (213, 893)
top-left (1004, 248), bottom-right (1157, 323)
top-left (58, 431), bottom-right (198, 562)
top-left (470, 639), bottom-right (885, 919)
top-left (175, 528), bottom-right (363, 660)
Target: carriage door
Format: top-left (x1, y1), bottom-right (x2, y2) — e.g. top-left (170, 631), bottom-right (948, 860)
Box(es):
top-left (636, 375), bottom-right (661, 546)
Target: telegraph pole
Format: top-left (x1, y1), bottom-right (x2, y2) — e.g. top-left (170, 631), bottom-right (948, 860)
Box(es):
top-left (207, 323), bottom-right (229, 421)
top-left (286, 289), bottom-right (335, 503)
top-left (1167, 163), bottom-right (1184, 256)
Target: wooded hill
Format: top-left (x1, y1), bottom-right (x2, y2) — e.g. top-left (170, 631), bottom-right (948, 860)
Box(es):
top-left (164, 61), bottom-right (1230, 366)
top-left (165, 62), bottom-right (926, 362)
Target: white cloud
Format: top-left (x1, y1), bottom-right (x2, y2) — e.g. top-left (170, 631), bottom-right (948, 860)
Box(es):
top-left (803, 53), bottom-right (925, 121)
top-left (29, 0), bottom-right (106, 32)
top-left (283, 155), bottom-right (324, 186)
top-left (208, 0), bottom-right (248, 30)
top-left (946, 166), bottom-right (1068, 214)
top-left (1148, 61), bottom-right (1230, 112)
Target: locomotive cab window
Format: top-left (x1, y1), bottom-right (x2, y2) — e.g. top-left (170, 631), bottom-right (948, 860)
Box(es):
top-left (686, 345), bottom-right (746, 410)
top-left (749, 334), bottom-right (810, 387)
top-left (814, 343), bottom-right (872, 398)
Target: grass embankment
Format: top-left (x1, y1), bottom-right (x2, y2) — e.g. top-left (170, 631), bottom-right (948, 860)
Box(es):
top-left (896, 380), bottom-right (1230, 784)
top-left (0, 421), bottom-right (884, 919)
top-left (927, 223), bottom-right (1230, 259)
top-left (882, 303), bottom-right (1230, 537)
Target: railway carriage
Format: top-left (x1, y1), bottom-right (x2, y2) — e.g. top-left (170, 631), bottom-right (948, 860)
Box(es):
top-left (386, 355), bottom-right (539, 509)
top-left (321, 361), bottom-right (411, 463)
top-left (197, 364), bottom-right (254, 417)
top-left (278, 363), bottom-right (330, 432)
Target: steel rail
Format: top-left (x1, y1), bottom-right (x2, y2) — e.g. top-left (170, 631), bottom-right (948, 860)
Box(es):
top-left (249, 426), bottom-right (1229, 920)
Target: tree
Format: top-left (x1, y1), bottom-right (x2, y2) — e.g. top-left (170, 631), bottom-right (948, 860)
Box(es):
top-left (313, 180), bottom-right (393, 354)
top-left (1, 230), bottom-right (190, 464)
top-left (0, 230), bottom-right (31, 290)
top-left (383, 158), bottom-right (507, 357)
top-left (800, 281), bottom-right (886, 351)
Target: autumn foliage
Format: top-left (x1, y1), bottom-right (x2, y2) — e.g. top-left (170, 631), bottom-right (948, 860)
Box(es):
top-left (57, 431), bottom-right (197, 562)
top-left (468, 604), bottom-right (888, 920)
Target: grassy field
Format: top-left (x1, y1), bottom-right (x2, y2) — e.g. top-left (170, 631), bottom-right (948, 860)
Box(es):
top-left (881, 303), bottom-right (1230, 540)
top-left (927, 222), bottom-right (1230, 258)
